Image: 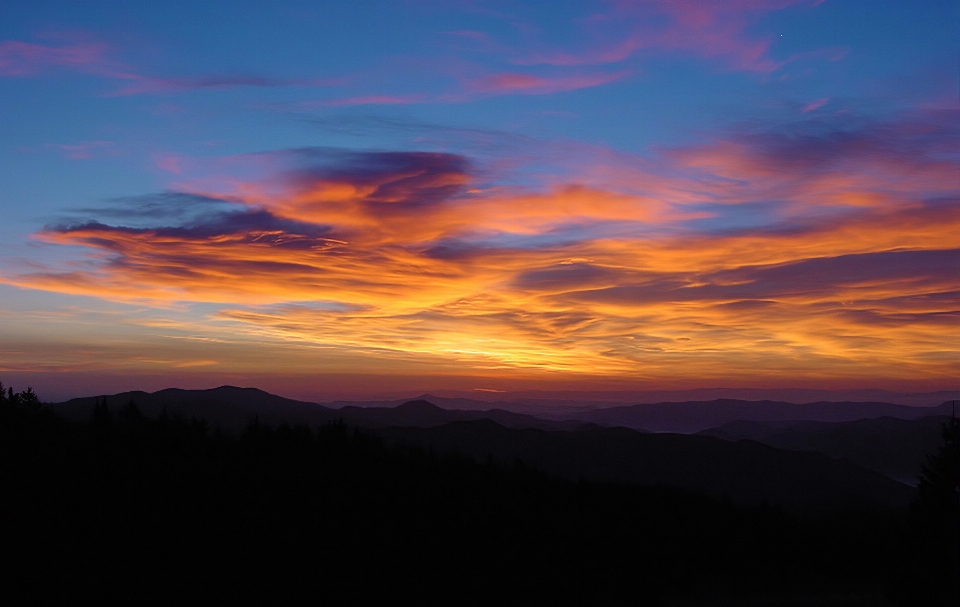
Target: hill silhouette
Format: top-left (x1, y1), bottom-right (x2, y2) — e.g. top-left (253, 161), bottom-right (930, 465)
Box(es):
top-left (577, 398), bottom-right (954, 433)
top-left (52, 388), bottom-right (592, 432)
top-left (334, 398), bottom-right (593, 430)
top-left (50, 386), bottom-right (341, 431)
top-left (4, 382), bottom-right (958, 604)
top-left (376, 419), bottom-right (914, 510)
top-left (47, 387), bottom-right (937, 509)
top-left (699, 415), bottom-right (951, 484)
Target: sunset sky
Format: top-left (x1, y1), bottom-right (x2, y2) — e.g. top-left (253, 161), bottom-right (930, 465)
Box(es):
top-left (1, 0), bottom-right (957, 401)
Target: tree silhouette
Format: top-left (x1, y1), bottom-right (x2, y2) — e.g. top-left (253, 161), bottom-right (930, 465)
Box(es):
top-left (910, 405), bottom-right (960, 605)
top-left (92, 395), bottom-right (113, 426)
top-left (917, 409), bottom-right (960, 514)
top-left (18, 387), bottom-right (41, 411)
top-left (0, 383), bottom-right (41, 414)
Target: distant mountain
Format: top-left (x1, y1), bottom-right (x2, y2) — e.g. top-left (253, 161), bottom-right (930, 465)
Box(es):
top-left (50, 386), bottom-right (341, 432)
top-left (323, 388), bottom-right (960, 422)
top-left (422, 388), bottom-right (959, 409)
top-left (334, 398), bottom-right (593, 431)
top-left (375, 420), bottom-right (914, 510)
top-left (699, 415), bottom-right (951, 484)
top-left (51, 386), bottom-right (953, 437)
top-left (49, 387), bottom-right (587, 432)
top-left (47, 386), bottom-right (919, 509)
top-left (575, 399), bottom-right (954, 433)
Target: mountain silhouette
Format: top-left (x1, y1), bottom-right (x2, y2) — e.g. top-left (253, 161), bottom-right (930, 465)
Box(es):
top-left (577, 398), bottom-right (954, 433)
top-left (376, 419), bottom-right (915, 510)
top-left (50, 387), bottom-right (588, 432)
top-left (50, 386), bottom-right (341, 431)
top-left (46, 386), bottom-right (936, 509)
top-left (699, 415), bottom-right (951, 484)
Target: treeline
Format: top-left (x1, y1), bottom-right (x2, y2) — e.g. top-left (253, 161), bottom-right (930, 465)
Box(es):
top-left (1, 383), bottom-right (957, 605)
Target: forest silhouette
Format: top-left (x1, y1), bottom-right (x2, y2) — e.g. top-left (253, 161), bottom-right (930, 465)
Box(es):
top-left (1, 382), bottom-right (957, 605)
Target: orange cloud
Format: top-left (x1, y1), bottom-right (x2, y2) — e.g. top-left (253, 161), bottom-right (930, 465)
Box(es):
top-left (5, 112), bottom-right (959, 385)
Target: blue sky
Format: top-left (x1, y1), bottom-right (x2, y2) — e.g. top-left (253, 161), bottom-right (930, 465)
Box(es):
top-left (1, 0), bottom-right (957, 400)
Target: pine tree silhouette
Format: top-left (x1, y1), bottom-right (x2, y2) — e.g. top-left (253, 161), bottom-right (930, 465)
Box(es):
top-left (911, 403), bottom-right (960, 605)
top-left (916, 409), bottom-right (960, 515)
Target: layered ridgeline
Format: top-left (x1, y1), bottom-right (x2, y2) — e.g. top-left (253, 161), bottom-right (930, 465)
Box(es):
top-left (4, 383), bottom-right (958, 604)
top-left (47, 385), bottom-right (956, 509)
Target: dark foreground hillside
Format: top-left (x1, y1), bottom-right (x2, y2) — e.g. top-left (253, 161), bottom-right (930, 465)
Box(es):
top-left (2, 389), bottom-right (957, 605)
top-left (376, 419), bottom-right (914, 510)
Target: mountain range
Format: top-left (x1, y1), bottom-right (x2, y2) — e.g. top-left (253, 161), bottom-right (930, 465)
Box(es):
top-left (46, 385), bottom-right (956, 510)
top-left (698, 415), bottom-right (950, 484)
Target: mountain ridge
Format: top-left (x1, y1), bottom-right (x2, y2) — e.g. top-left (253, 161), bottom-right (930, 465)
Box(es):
top-left (44, 385), bottom-right (937, 510)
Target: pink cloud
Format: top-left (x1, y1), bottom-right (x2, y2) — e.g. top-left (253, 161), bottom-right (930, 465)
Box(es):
top-left (0, 40), bottom-right (107, 76)
top-left (0, 36), bottom-right (343, 96)
top-left (318, 94), bottom-right (428, 107)
top-left (306, 70), bottom-right (625, 107)
top-left (800, 98), bottom-right (829, 113)
top-left (515, 0), bottom-right (821, 73)
top-left (154, 154), bottom-right (186, 174)
top-left (465, 71), bottom-right (628, 95)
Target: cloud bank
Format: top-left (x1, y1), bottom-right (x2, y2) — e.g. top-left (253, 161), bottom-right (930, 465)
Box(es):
top-left (6, 110), bottom-right (958, 384)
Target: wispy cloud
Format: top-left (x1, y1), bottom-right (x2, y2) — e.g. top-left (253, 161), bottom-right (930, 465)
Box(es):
top-left (304, 68), bottom-right (627, 107)
top-left (462, 70), bottom-right (629, 95)
top-left (800, 97), bottom-right (829, 113)
top-left (0, 36), bottom-right (341, 96)
top-left (313, 94), bottom-right (429, 107)
top-left (0, 39), bottom-right (107, 76)
top-left (510, 0), bottom-right (827, 73)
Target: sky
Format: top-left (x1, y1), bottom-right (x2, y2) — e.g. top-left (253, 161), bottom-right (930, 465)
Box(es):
top-left (1, 0), bottom-right (958, 402)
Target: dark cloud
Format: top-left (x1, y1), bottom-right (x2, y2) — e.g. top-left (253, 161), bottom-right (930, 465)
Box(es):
top-left (833, 308), bottom-right (960, 329)
top-left (712, 248), bottom-right (960, 300)
top-left (730, 109), bottom-right (959, 173)
top-left (422, 240), bottom-right (487, 261)
top-left (288, 150), bottom-right (472, 210)
top-left (512, 263), bottom-right (622, 291)
top-left (569, 249), bottom-right (960, 305)
top-left (72, 192), bottom-right (237, 226)
top-left (47, 208), bottom-right (336, 250)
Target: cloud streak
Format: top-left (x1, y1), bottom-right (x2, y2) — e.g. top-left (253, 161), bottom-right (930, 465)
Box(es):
top-left (0, 37), bottom-right (341, 96)
top-left (511, 0), bottom-right (825, 73)
top-left (0, 39), bottom-right (107, 76)
top-left (2, 35), bottom-right (624, 103)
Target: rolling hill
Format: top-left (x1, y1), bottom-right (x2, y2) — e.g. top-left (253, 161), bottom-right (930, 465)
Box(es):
top-left (47, 386), bottom-right (930, 509)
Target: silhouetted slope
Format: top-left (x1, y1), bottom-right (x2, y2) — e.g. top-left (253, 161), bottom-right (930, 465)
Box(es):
top-left (335, 398), bottom-right (594, 430)
top-left (52, 389), bottom-right (592, 432)
top-left (700, 415), bottom-right (950, 484)
top-left (6, 397), bottom-right (958, 605)
top-left (47, 389), bottom-right (918, 508)
top-left (579, 399), bottom-right (953, 433)
top-left (376, 420), bottom-right (914, 510)
top-left (50, 385), bottom-right (340, 431)
top-left (52, 387), bottom-right (953, 435)
top-left (444, 387), bottom-right (960, 406)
